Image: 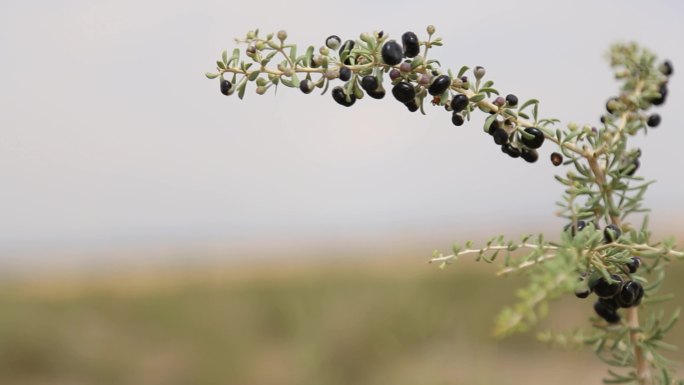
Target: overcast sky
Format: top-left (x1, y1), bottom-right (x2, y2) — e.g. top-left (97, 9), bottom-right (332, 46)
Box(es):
top-left (1, 0), bottom-right (682, 267)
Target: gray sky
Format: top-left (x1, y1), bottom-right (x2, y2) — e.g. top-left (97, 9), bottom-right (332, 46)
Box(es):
top-left (1, 0), bottom-right (683, 266)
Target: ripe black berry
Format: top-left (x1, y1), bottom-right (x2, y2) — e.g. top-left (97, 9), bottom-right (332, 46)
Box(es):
top-left (487, 119), bottom-right (500, 135)
top-left (606, 98), bottom-right (619, 114)
top-left (339, 40), bottom-right (355, 65)
top-left (520, 127), bottom-right (545, 149)
top-left (564, 220), bottom-right (586, 236)
top-left (220, 79), bottom-right (232, 96)
top-left (451, 113), bottom-right (464, 126)
top-left (331, 86), bottom-right (356, 107)
top-left (492, 128), bottom-right (509, 145)
top-left (616, 281), bottom-right (644, 308)
top-left (520, 148), bottom-right (538, 163)
top-left (603, 224), bottom-right (622, 243)
top-left (661, 60), bottom-right (673, 76)
top-left (505, 94), bottom-right (518, 107)
top-left (299, 79), bottom-right (314, 94)
top-left (428, 75), bottom-right (451, 96)
top-left (404, 100), bottom-right (419, 112)
top-left (502, 144), bottom-right (521, 158)
top-left (647, 114), bottom-right (661, 127)
top-left (381, 40), bottom-right (403, 65)
top-left (325, 35), bottom-right (341, 50)
top-left (575, 279), bottom-right (592, 299)
top-left (392, 82), bottom-right (415, 103)
top-left (367, 89), bottom-right (386, 100)
top-left (339, 66), bottom-right (352, 82)
top-left (401, 31), bottom-right (420, 58)
top-left (652, 83), bottom-right (668, 106)
top-left (594, 299), bottom-right (621, 323)
top-left (361, 75), bottom-right (378, 93)
top-left (450, 94), bottom-right (469, 113)
top-left (550, 152), bottom-right (563, 166)
top-left (620, 158), bottom-right (640, 176)
top-left (591, 274), bottom-right (623, 298)
top-left (626, 257), bottom-right (641, 274)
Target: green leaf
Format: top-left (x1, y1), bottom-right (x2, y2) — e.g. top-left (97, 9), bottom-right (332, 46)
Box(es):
top-left (484, 114), bottom-right (498, 133)
top-left (221, 49), bottom-right (228, 66)
top-left (205, 72), bottom-right (219, 79)
top-left (469, 93), bottom-right (485, 103)
top-left (248, 70), bottom-right (260, 81)
top-left (237, 81), bottom-right (247, 99)
top-left (457, 65), bottom-right (469, 77)
top-left (518, 98), bottom-right (539, 112)
top-left (216, 60), bottom-right (226, 70)
top-left (480, 87), bottom-right (499, 95)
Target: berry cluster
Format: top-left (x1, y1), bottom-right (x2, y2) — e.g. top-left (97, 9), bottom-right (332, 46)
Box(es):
top-left (602, 58), bottom-right (673, 132)
top-left (568, 221), bottom-right (644, 324)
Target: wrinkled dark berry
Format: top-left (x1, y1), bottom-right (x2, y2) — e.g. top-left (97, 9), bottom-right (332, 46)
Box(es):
top-left (401, 31), bottom-right (420, 58)
top-left (392, 82), bottom-right (415, 103)
top-left (520, 148), bottom-right (538, 163)
top-left (381, 40), bottom-right (403, 65)
top-left (617, 281), bottom-right (644, 308)
top-left (451, 113), bottom-right (464, 126)
top-left (591, 274), bottom-right (623, 298)
top-left (520, 127), bottom-right (545, 149)
top-left (331, 86), bottom-right (356, 107)
top-left (626, 257), bottom-right (641, 274)
top-left (325, 35), bottom-right (341, 50)
top-left (404, 99), bottom-right (419, 112)
top-left (361, 75), bottom-right (378, 93)
top-left (550, 152), bottom-right (563, 166)
top-left (652, 84), bottom-right (668, 106)
top-left (604, 224), bottom-right (622, 243)
top-left (428, 75), bottom-right (451, 96)
top-left (220, 79), bottom-right (232, 96)
top-left (594, 299), bottom-right (621, 323)
top-left (492, 128), bottom-right (509, 145)
top-left (647, 114), bottom-right (661, 127)
top-left (339, 66), bottom-right (352, 82)
top-left (661, 60), bottom-right (673, 76)
top-left (505, 94), bottom-right (518, 107)
top-left (299, 79), bottom-right (314, 94)
top-left (450, 94), bottom-right (469, 113)
top-left (339, 40), bottom-right (355, 65)
top-left (502, 144), bottom-right (521, 158)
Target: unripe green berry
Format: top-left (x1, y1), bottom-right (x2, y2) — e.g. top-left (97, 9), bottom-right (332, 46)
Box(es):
top-left (474, 66), bottom-right (486, 79)
top-left (277, 30), bottom-right (288, 41)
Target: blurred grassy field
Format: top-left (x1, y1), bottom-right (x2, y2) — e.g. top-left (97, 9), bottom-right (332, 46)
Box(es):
top-left (1, 255), bottom-right (683, 385)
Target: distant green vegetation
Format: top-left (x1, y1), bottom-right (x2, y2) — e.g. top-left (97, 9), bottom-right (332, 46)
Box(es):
top-left (1, 260), bottom-right (682, 385)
